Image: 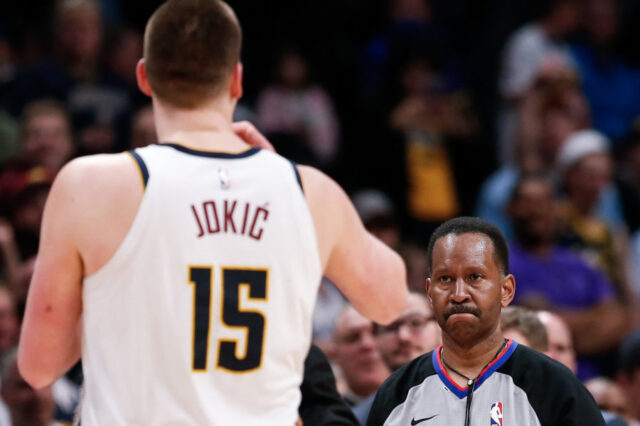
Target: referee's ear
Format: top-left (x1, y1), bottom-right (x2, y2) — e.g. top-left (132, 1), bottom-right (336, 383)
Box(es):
top-left (136, 59), bottom-right (153, 97)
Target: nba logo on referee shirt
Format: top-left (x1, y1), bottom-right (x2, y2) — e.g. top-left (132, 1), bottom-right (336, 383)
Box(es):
top-left (490, 402), bottom-right (503, 426)
top-left (218, 168), bottom-right (231, 189)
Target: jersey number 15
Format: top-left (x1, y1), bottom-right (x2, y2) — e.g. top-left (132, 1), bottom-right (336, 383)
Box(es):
top-left (188, 266), bottom-right (268, 373)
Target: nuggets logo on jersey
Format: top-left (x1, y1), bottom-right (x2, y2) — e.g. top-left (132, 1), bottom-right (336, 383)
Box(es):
top-left (491, 402), bottom-right (503, 426)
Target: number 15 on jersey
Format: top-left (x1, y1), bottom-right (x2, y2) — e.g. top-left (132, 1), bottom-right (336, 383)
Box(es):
top-left (188, 266), bottom-right (268, 373)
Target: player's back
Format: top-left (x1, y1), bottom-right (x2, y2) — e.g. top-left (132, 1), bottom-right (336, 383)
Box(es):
top-left (80, 143), bottom-right (322, 425)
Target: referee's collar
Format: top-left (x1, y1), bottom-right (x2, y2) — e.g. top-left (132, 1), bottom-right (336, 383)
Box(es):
top-left (432, 339), bottom-right (518, 399)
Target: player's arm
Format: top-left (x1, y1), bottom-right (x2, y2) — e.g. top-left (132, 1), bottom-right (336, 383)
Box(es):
top-left (299, 166), bottom-right (407, 325)
top-left (18, 159), bottom-right (86, 389)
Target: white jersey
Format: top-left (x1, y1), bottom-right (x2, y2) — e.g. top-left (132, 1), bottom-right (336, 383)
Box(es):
top-left (81, 144), bottom-right (322, 425)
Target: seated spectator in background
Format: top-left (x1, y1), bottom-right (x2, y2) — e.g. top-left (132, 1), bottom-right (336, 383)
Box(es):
top-left (476, 69), bottom-right (590, 240)
top-left (0, 167), bottom-right (54, 301)
top-left (352, 189), bottom-right (401, 251)
top-left (373, 292), bottom-right (440, 373)
top-left (352, 189), bottom-right (429, 292)
top-left (616, 330), bottom-right (640, 425)
top-left (330, 306), bottom-right (390, 406)
top-left (5, 0), bottom-right (132, 148)
top-left (129, 104), bottom-right (156, 149)
top-left (0, 351), bottom-right (58, 426)
top-left (360, 0), bottom-right (454, 97)
top-left (352, 292), bottom-right (441, 425)
top-left (501, 306), bottom-right (548, 352)
top-left (387, 53), bottom-right (477, 241)
top-left (570, 0), bottom-right (640, 143)
top-left (508, 172), bottom-right (628, 379)
top-left (14, 100), bottom-right (73, 172)
top-left (586, 377), bottom-right (637, 425)
top-left (0, 167), bottom-right (53, 259)
top-left (537, 310), bottom-right (577, 374)
top-left (256, 48), bottom-right (340, 167)
top-left (556, 129), bottom-right (632, 300)
top-left (498, 0), bottom-right (581, 163)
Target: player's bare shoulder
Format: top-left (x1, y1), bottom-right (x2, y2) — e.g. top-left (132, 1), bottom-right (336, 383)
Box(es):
top-left (54, 153), bottom-right (145, 276)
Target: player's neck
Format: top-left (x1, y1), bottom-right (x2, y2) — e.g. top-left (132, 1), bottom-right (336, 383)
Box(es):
top-left (441, 330), bottom-right (506, 382)
top-left (153, 98), bottom-right (247, 152)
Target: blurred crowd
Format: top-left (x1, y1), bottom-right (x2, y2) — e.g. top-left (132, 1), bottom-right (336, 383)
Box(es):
top-left (0, 0), bottom-right (640, 424)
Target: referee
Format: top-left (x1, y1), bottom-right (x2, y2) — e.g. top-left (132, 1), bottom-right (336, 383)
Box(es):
top-left (367, 217), bottom-right (604, 425)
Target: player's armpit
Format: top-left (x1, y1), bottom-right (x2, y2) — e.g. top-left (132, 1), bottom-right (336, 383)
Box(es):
top-left (18, 159), bottom-right (86, 389)
top-left (298, 166), bottom-right (408, 325)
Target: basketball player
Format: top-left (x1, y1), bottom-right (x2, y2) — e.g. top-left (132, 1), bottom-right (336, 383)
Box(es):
top-left (17, 1), bottom-right (408, 424)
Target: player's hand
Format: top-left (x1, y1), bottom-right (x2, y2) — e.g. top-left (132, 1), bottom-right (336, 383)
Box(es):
top-left (232, 121), bottom-right (276, 152)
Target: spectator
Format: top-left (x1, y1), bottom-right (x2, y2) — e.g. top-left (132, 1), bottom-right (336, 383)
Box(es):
top-left (501, 306), bottom-right (549, 352)
top-left (352, 292), bottom-right (441, 425)
top-left (570, 0), bottom-right (640, 142)
top-left (6, 0), bottom-right (132, 149)
top-left (352, 189), bottom-right (401, 251)
top-left (508, 172), bottom-right (628, 378)
top-left (330, 306), bottom-right (390, 406)
top-left (14, 100), bottom-right (73, 172)
top-left (537, 310), bottom-right (578, 374)
top-left (476, 71), bottom-right (590, 240)
top-left (0, 167), bottom-right (53, 262)
top-left (256, 48), bottom-right (340, 167)
top-left (360, 0), bottom-right (454, 97)
top-left (373, 292), bottom-right (440, 372)
top-left (498, 0), bottom-right (582, 163)
top-left (387, 53), bottom-right (477, 239)
top-left (586, 377), bottom-right (636, 425)
top-left (616, 330), bottom-right (640, 424)
top-left (556, 129), bottom-right (632, 299)
top-left (351, 189), bottom-right (429, 292)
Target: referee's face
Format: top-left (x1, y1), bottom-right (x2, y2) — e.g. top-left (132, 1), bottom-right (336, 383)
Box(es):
top-left (427, 233), bottom-right (515, 346)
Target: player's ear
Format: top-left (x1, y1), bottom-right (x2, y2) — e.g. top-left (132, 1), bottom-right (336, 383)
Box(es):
top-left (136, 59), bottom-right (153, 97)
top-left (500, 274), bottom-right (516, 307)
top-left (230, 62), bottom-right (243, 100)
top-left (426, 278), bottom-right (432, 303)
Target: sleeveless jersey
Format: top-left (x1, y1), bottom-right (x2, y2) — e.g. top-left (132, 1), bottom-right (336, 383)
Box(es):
top-left (80, 144), bottom-right (323, 425)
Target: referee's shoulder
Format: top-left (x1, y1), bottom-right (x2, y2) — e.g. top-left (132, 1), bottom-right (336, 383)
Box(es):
top-left (503, 343), bottom-right (578, 385)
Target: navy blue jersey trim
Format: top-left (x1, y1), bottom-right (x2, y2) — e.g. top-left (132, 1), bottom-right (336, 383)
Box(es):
top-left (161, 143), bottom-right (261, 159)
top-left (127, 150), bottom-right (149, 189)
top-left (291, 161), bottom-right (304, 193)
top-left (432, 340), bottom-right (518, 399)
